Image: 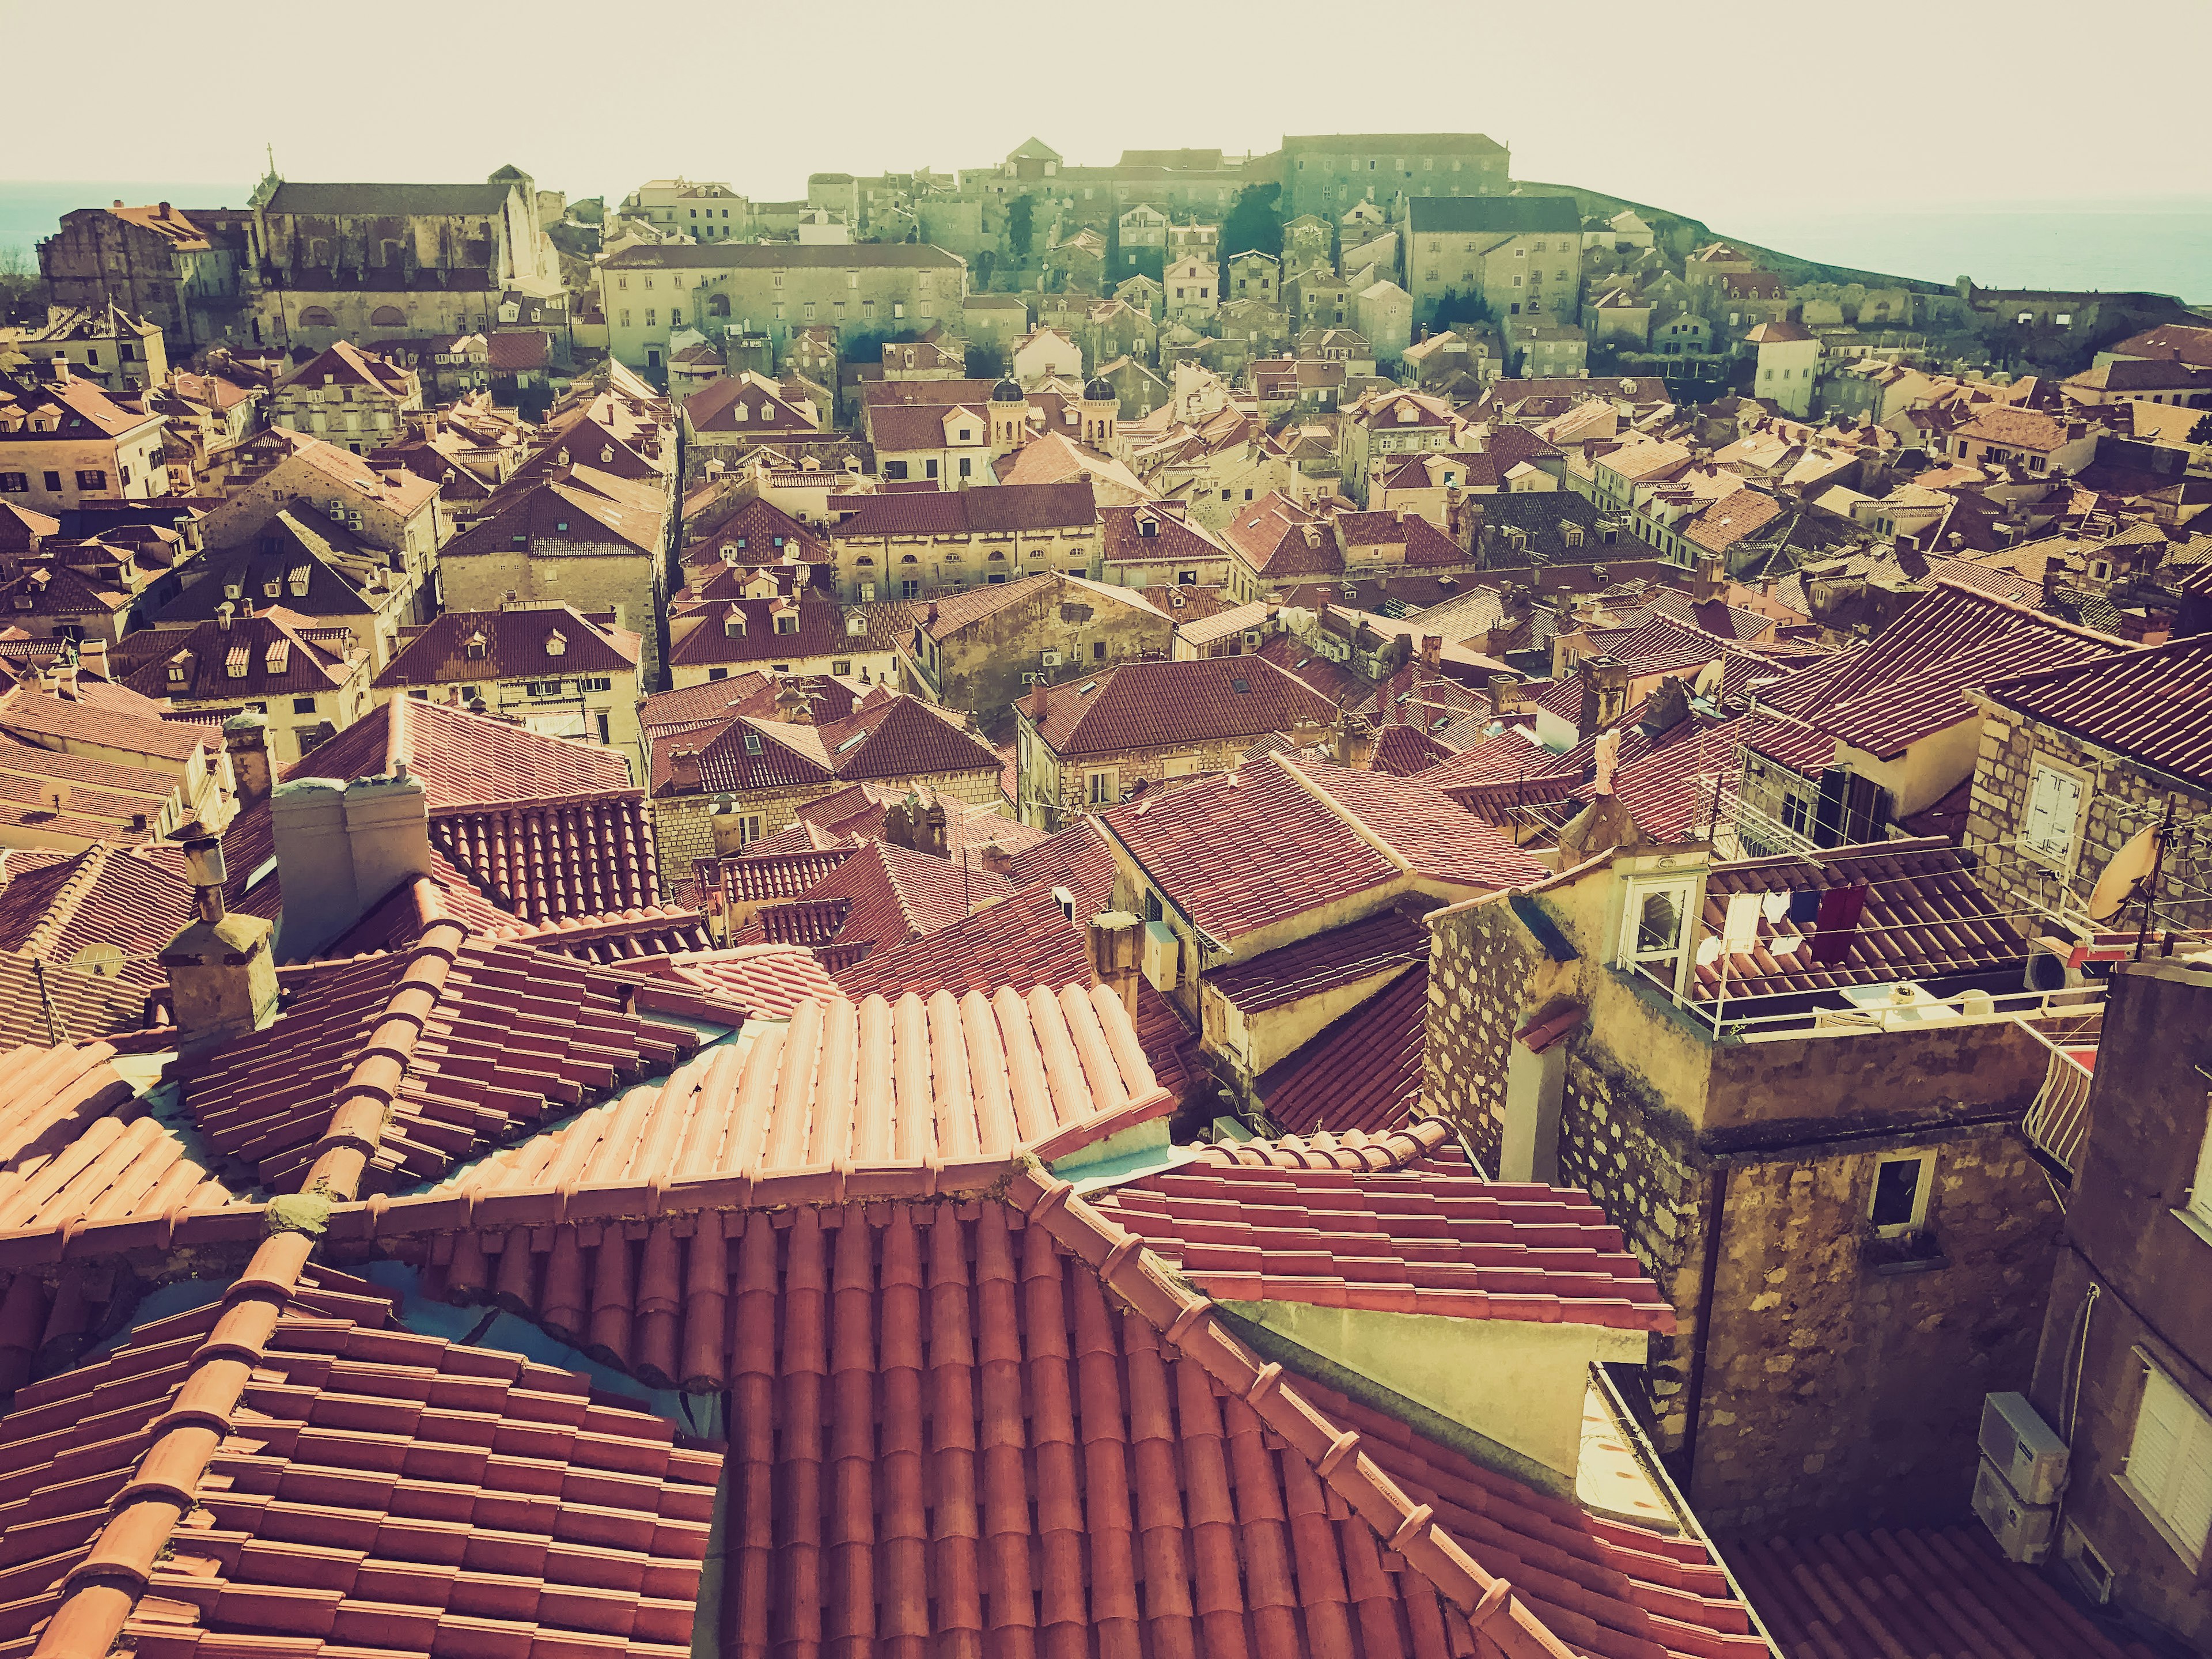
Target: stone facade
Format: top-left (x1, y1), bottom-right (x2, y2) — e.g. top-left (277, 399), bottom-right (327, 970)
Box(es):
top-left (1963, 708), bottom-right (2212, 933)
top-left (651, 761), bottom-right (1005, 885)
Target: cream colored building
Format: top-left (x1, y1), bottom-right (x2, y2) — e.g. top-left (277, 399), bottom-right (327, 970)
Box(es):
top-left (1746, 321), bottom-right (1821, 417)
top-left (1162, 257), bottom-right (1218, 325)
top-left (0, 365), bottom-right (168, 515)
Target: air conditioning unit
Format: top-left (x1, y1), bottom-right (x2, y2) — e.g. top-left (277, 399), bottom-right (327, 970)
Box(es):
top-left (1040, 649), bottom-right (1062, 667)
top-left (2024, 940), bottom-right (2086, 994)
top-left (1980, 1392), bottom-right (2069, 1504)
top-left (1973, 1456), bottom-right (2056, 1564)
top-left (1140, 920), bottom-right (1179, 992)
top-left (1020, 672), bottom-right (1044, 684)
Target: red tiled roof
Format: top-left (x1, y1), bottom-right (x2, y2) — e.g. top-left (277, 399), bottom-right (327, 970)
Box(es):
top-left (1018, 656), bottom-right (1342, 758)
top-left (1003, 816), bottom-right (1119, 915)
top-left (828, 480), bottom-right (1097, 537)
top-left (1206, 899), bottom-right (1429, 1014)
top-left (308, 692), bottom-right (634, 809)
top-left (1256, 957), bottom-right (1431, 1138)
top-left (1982, 630), bottom-right (2212, 789)
top-left (1761, 582), bottom-right (2120, 760)
top-left (174, 927), bottom-right (730, 1192)
top-left (666, 595), bottom-right (846, 668)
top-left (1093, 1135), bottom-right (1676, 1330)
top-left (682, 494), bottom-right (828, 566)
top-left (0, 1039), bottom-right (240, 1247)
top-left (1692, 840), bottom-right (2030, 1003)
top-left (1370, 721), bottom-right (1455, 774)
top-left (1290, 757), bottom-right (1550, 889)
top-left (350, 1166), bottom-right (1758, 1659)
top-left (372, 606), bottom-right (638, 688)
top-left (1100, 501), bottom-right (1229, 566)
top-left (0, 841), bottom-right (194, 998)
top-left (0, 1267), bottom-right (721, 1659)
top-left (122, 608), bottom-right (357, 701)
top-left (1726, 1527), bottom-right (2163, 1659)
top-left (1101, 757), bottom-right (1401, 940)
top-left (706, 844), bottom-right (857, 904)
top-left (629, 943), bottom-right (841, 1018)
top-left (0, 684), bottom-right (217, 764)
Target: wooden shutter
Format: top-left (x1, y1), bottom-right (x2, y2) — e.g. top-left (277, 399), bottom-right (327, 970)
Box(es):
top-left (2191, 1102), bottom-right (2212, 1227)
top-left (2023, 766), bottom-right (2080, 861)
top-left (2130, 1363), bottom-right (2212, 1554)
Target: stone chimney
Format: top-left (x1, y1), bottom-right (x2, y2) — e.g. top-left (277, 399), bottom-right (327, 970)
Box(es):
top-left (224, 710), bottom-right (272, 808)
top-left (2115, 607), bottom-right (2174, 647)
top-left (1086, 910), bottom-right (1143, 1017)
top-left (977, 843), bottom-right (1014, 877)
top-left (882, 790), bottom-right (950, 860)
top-left (77, 637), bottom-right (109, 680)
top-left (1691, 554), bottom-right (1724, 603)
top-left (669, 747), bottom-right (703, 792)
top-left (1638, 675), bottom-right (1692, 739)
top-left (1576, 655), bottom-right (1630, 743)
top-left (1419, 634), bottom-right (1443, 671)
top-left (1488, 672), bottom-right (1525, 713)
top-left (159, 825), bottom-right (279, 1050)
top-left (269, 770), bottom-right (435, 961)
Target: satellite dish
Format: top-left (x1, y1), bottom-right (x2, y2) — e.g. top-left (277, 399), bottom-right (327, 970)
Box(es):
top-left (2088, 825), bottom-right (2160, 925)
top-left (69, 943), bottom-right (126, 979)
top-left (1692, 658), bottom-right (1726, 700)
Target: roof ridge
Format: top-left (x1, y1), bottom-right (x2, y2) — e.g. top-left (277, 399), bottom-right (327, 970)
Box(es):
top-left (21, 842), bottom-right (112, 960)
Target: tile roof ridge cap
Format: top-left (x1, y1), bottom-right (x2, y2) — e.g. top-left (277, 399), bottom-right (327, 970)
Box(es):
top-left (1926, 574), bottom-right (2124, 647)
top-left (300, 917), bottom-right (468, 1199)
top-left (1001, 1152), bottom-right (1553, 1645)
top-left (19, 842), bottom-right (109, 959)
top-left (39, 1225), bottom-right (318, 1659)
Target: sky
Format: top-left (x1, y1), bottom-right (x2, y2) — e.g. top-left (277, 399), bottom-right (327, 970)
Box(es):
top-left (5, 0), bottom-right (2209, 232)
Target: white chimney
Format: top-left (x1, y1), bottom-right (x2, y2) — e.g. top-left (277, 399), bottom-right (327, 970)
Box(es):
top-left (270, 770), bottom-right (435, 960)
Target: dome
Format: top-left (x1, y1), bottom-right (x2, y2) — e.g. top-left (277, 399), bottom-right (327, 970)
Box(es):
top-left (990, 377), bottom-right (1024, 403)
top-left (1082, 377), bottom-right (1114, 402)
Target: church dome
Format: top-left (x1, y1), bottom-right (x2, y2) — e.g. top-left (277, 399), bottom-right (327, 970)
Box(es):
top-left (990, 377), bottom-right (1024, 403)
top-left (1082, 377), bottom-right (1114, 402)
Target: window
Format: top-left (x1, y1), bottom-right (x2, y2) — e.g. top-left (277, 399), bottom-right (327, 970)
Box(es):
top-left (831, 659), bottom-right (851, 677)
top-left (2123, 1361), bottom-right (2212, 1559)
top-left (707, 667), bottom-right (729, 682)
top-left (645, 310), bottom-right (656, 327)
top-left (774, 613), bottom-right (798, 635)
top-left (1086, 769), bottom-right (1118, 805)
top-left (1091, 641), bottom-right (1106, 661)
top-left (0, 474), bottom-right (25, 493)
top-left (1868, 1152), bottom-right (1934, 1237)
top-left (525, 680), bottom-right (563, 698)
top-left (959, 457), bottom-right (972, 479)
top-left (1619, 878), bottom-right (1693, 982)
top-left (1143, 887), bottom-right (1164, 923)
top-left (579, 677), bottom-right (611, 694)
top-left (2020, 762), bottom-right (2084, 869)
top-left (291, 696), bottom-right (317, 714)
top-left (620, 310), bottom-right (631, 328)
top-left (75, 470), bottom-right (107, 491)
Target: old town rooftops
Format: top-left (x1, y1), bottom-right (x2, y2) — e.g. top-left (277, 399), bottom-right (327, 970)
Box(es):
top-left (1017, 656), bottom-right (1342, 757)
top-left (372, 605), bottom-right (639, 688)
top-left (827, 480), bottom-right (1098, 537)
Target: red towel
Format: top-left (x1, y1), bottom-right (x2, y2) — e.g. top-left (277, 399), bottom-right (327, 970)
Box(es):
top-left (1808, 883), bottom-right (1868, 967)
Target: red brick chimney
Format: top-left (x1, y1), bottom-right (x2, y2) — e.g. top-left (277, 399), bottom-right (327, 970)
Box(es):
top-left (670, 747), bottom-right (702, 791)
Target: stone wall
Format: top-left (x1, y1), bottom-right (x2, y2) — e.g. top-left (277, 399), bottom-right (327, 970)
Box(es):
top-left (441, 546), bottom-right (662, 684)
top-left (1422, 895), bottom-right (1538, 1173)
top-left (1691, 1122), bottom-right (2059, 1532)
top-left (1964, 711), bottom-right (2212, 934)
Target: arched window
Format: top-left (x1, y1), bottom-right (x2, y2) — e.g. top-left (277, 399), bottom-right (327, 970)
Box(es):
top-left (899, 554), bottom-right (919, 565)
top-left (298, 306), bottom-right (336, 328)
top-left (987, 550), bottom-right (1006, 561)
top-left (369, 305), bottom-right (405, 327)
top-left (854, 555), bottom-right (875, 566)
top-left (707, 294), bottom-right (731, 319)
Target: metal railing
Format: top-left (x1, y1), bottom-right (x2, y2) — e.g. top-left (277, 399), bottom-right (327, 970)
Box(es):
top-left (2021, 1025), bottom-right (2097, 1177)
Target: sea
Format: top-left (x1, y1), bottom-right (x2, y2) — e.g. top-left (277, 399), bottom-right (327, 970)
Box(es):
top-left (3, 181), bottom-right (2209, 305)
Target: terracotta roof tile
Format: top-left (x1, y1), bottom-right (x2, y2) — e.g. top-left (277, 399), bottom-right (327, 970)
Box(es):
top-left (1093, 1135), bottom-right (1675, 1330)
top-left (1206, 900), bottom-right (1430, 1014)
top-left (372, 606), bottom-right (638, 688)
top-left (1019, 656), bottom-right (1342, 758)
top-left (1289, 757), bottom-right (1551, 890)
top-left (627, 944), bottom-right (840, 1018)
top-left (1983, 630), bottom-right (2212, 789)
top-left (1255, 957), bottom-right (1431, 1138)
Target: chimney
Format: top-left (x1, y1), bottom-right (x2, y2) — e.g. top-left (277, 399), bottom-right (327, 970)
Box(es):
top-left (1331, 712), bottom-right (1375, 770)
top-left (669, 746), bottom-right (703, 792)
top-left (268, 770), bottom-right (435, 961)
top-left (2115, 608), bottom-right (2174, 647)
top-left (1086, 910), bottom-right (1143, 1017)
top-left (223, 711), bottom-right (271, 808)
top-left (158, 825), bottom-right (279, 1050)
top-left (77, 636), bottom-right (109, 680)
top-left (1488, 672), bottom-right (1525, 713)
top-left (1577, 654), bottom-right (1630, 743)
top-left (709, 801), bottom-right (750, 857)
top-left (1691, 554), bottom-right (1723, 603)
top-left (978, 843), bottom-right (1015, 877)
top-left (1419, 634), bottom-right (1443, 671)
top-left (156, 202), bottom-right (171, 220)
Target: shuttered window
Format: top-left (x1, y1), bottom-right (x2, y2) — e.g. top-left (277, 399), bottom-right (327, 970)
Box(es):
top-left (2190, 1099), bottom-right (2212, 1229)
top-left (2126, 1362), bottom-right (2212, 1558)
top-left (2021, 763), bottom-right (2082, 866)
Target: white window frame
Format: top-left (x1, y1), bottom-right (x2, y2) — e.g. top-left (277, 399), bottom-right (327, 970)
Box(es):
top-left (2018, 756), bottom-right (2088, 873)
top-left (1868, 1149), bottom-right (1936, 1238)
top-left (1085, 767), bottom-right (1119, 806)
top-left (1618, 877), bottom-right (1695, 991)
top-left (2186, 1096), bottom-right (2212, 1233)
top-left (2120, 1355), bottom-right (2212, 1563)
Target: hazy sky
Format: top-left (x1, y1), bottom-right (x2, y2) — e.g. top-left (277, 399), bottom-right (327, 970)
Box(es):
top-left (6, 0), bottom-right (2209, 230)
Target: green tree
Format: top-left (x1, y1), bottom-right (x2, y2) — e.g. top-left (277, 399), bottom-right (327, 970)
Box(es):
top-left (1431, 287), bottom-right (1494, 331)
top-left (1105, 205), bottom-right (1122, 282)
top-left (1218, 183), bottom-right (1284, 291)
top-left (1007, 195), bottom-right (1035, 260)
top-left (2189, 411), bottom-right (2212, 445)
top-left (965, 342), bottom-right (1009, 379)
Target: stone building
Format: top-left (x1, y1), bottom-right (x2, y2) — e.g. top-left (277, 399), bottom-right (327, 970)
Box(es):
top-left (647, 690), bottom-right (1002, 871)
top-left (1965, 631), bottom-right (2212, 936)
top-left (897, 570), bottom-right (1174, 729)
top-left (9, 305), bottom-right (168, 395)
top-left (36, 202), bottom-right (242, 349)
top-left (265, 343), bottom-right (424, 456)
top-left (823, 481), bottom-right (1101, 604)
top-left (1281, 132), bottom-right (1511, 218)
top-left (2021, 959), bottom-right (2212, 1654)
top-left (119, 605), bottom-right (374, 768)
top-left (1422, 831), bottom-right (2069, 1532)
top-left (1406, 196), bottom-right (1582, 331)
top-left (596, 244), bottom-right (968, 377)
top-left (436, 465), bottom-right (672, 684)
top-left (197, 438), bottom-right (445, 617)
top-left (1011, 655), bottom-right (1339, 828)
top-left (0, 364), bottom-right (169, 516)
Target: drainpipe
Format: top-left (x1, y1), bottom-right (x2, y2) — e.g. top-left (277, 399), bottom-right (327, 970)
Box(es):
top-left (1678, 1160), bottom-right (1729, 1497)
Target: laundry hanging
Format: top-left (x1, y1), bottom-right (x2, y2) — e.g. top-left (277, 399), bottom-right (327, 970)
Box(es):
top-left (1808, 882), bottom-right (1870, 966)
